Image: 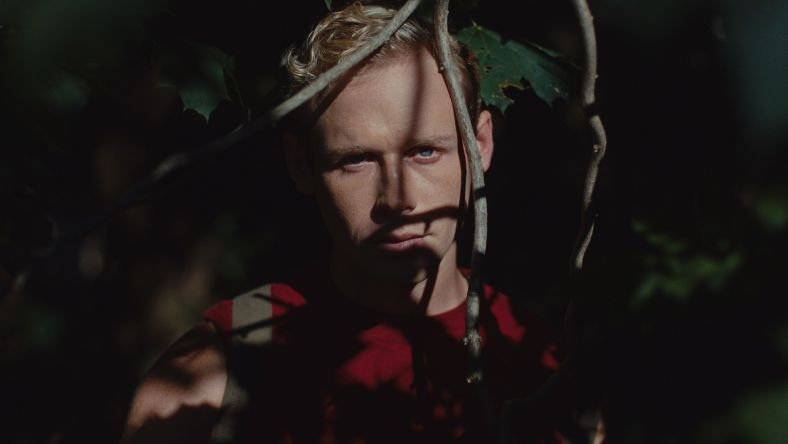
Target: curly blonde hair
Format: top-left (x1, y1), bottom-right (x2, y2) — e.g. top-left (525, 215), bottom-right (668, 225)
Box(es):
top-left (283, 1), bottom-right (481, 124)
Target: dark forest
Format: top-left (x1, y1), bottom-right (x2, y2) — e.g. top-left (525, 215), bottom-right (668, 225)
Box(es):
top-left (1, 0), bottom-right (787, 442)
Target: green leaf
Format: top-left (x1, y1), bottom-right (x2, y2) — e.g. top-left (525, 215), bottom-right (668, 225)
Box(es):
top-left (752, 191), bottom-right (788, 232)
top-left (457, 24), bottom-right (575, 112)
top-left (159, 43), bottom-right (235, 121)
top-left (630, 220), bottom-right (743, 306)
top-left (734, 383), bottom-right (788, 444)
top-left (324, 0), bottom-right (332, 10)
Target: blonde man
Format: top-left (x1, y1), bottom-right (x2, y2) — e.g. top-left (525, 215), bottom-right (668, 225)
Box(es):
top-left (122, 3), bottom-right (563, 443)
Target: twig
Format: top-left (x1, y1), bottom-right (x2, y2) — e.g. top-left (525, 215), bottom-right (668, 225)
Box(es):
top-left (570, 2), bottom-right (608, 440)
top-left (4, 0), bottom-right (424, 301)
top-left (434, 0), bottom-right (487, 386)
top-left (571, 0), bottom-right (608, 272)
top-left (263, 0), bottom-right (423, 126)
top-left (434, 1), bottom-right (499, 439)
top-left (57, 0), bottom-right (425, 247)
top-left (503, 1), bottom-right (608, 442)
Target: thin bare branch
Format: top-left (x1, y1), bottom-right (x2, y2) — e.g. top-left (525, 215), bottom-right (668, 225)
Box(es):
top-left (59, 0), bottom-right (424, 244)
top-left (504, 2), bottom-right (608, 441)
top-left (434, 0), bottom-right (488, 385)
top-left (571, 0), bottom-right (608, 272)
top-left (263, 0), bottom-right (424, 125)
top-left (434, 3), bottom-right (500, 439)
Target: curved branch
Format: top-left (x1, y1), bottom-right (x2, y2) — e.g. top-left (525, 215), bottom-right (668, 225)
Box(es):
top-left (434, 0), bottom-right (488, 385)
top-left (505, 2), bottom-right (608, 442)
top-left (434, 2), bottom-right (501, 440)
top-left (59, 0), bottom-right (424, 244)
top-left (571, 0), bottom-right (608, 272)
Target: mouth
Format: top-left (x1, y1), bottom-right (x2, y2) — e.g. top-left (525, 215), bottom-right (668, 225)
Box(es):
top-left (370, 233), bottom-right (427, 252)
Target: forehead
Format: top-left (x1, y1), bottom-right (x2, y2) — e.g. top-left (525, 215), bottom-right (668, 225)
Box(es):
top-left (312, 48), bottom-right (457, 150)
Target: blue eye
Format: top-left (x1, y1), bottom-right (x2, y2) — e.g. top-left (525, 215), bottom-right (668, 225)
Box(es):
top-left (416, 147), bottom-right (435, 157)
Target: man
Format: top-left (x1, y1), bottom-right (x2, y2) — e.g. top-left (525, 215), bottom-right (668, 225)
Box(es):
top-left (122, 3), bottom-right (563, 443)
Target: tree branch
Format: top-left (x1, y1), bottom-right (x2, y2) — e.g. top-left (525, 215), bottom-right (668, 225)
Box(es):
top-left (434, 2), bottom-right (500, 440)
top-left (504, 2), bottom-right (608, 442)
top-left (571, 0), bottom-right (608, 273)
top-left (54, 0), bottom-right (425, 248)
top-left (434, 0), bottom-right (488, 385)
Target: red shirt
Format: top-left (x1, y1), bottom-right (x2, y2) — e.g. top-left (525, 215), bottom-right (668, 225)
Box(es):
top-left (204, 266), bottom-right (562, 443)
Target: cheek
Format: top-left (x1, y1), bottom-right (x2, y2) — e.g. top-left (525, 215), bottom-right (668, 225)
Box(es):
top-left (435, 152), bottom-right (467, 204)
top-left (316, 174), bottom-right (375, 241)
top-left (423, 155), bottom-right (466, 233)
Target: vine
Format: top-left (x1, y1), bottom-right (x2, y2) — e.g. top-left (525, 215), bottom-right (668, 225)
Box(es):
top-left (571, 0), bottom-right (608, 273)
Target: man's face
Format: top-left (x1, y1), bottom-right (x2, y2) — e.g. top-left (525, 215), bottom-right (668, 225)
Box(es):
top-left (291, 47), bottom-right (492, 282)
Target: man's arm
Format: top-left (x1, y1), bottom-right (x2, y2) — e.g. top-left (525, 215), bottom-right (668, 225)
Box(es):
top-left (121, 321), bottom-right (228, 444)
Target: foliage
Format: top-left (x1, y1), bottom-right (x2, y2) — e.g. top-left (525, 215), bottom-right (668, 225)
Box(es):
top-left (157, 42), bottom-right (237, 121)
top-left (1, 0), bottom-right (788, 443)
top-left (456, 23), bottom-right (574, 112)
top-left (629, 220), bottom-right (742, 307)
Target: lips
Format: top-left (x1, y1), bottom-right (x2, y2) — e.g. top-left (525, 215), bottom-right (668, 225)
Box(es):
top-left (370, 232), bottom-right (426, 252)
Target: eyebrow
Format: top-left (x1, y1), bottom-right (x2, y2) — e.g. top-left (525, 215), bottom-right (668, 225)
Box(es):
top-left (407, 135), bottom-right (457, 148)
top-left (320, 145), bottom-right (368, 162)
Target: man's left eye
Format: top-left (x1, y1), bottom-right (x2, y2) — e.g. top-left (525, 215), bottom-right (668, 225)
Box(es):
top-left (415, 147), bottom-right (436, 158)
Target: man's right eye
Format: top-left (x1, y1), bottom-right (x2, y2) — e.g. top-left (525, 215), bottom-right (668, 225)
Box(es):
top-left (342, 155), bottom-right (366, 165)
top-left (337, 153), bottom-right (372, 171)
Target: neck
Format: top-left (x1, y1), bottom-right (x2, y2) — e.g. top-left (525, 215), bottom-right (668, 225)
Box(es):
top-left (329, 244), bottom-right (468, 316)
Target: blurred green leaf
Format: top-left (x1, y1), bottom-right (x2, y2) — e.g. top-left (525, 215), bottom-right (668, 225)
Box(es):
top-left (735, 383), bottom-right (788, 444)
top-left (630, 220), bottom-right (742, 307)
top-left (2, 302), bottom-right (68, 354)
top-left (457, 24), bottom-right (574, 112)
top-left (1, 0), bottom-right (156, 116)
top-left (159, 44), bottom-right (235, 121)
top-left (752, 192), bottom-right (788, 232)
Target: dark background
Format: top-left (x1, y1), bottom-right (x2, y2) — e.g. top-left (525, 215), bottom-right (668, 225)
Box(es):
top-left (1, 0), bottom-right (787, 442)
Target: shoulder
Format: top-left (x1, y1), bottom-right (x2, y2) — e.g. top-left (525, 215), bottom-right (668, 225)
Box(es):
top-left (203, 282), bottom-right (308, 341)
top-left (121, 321), bottom-right (227, 443)
top-left (122, 280), bottom-right (312, 443)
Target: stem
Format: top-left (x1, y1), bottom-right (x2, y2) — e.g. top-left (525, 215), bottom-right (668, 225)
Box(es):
top-left (571, 0), bottom-right (608, 273)
top-left (434, 0), bottom-right (488, 386)
top-left (434, 2), bottom-right (499, 440)
top-left (504, 2), bottom-right (608, 442)
top-left (62, 0), bottom-right (424, 243)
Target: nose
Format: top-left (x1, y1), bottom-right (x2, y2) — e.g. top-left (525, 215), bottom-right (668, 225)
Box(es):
top-left (372, 161), bottom-right (416, 221)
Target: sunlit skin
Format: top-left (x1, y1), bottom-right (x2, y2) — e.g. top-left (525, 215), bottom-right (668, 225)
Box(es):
top-left (287, 47), bottom-right (493, 316)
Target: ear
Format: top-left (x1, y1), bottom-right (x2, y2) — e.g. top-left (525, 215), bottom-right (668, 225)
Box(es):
top-left (284, 132), bottom-right (315, 195)
top-left (474, 109), bottom-right (494, 172)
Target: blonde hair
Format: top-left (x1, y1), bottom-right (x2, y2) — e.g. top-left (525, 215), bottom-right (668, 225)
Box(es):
top-left (283, 1), bottom-right (481, 124)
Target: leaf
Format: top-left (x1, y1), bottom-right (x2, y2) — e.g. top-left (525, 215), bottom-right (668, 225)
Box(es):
top-left (158, 43), bottom-right (235, 121)
top-left (629, 219), bottom-right (743, 307)
top-left (752, 191), bottom-right (788, 232)
top-left (457, 24), bottom-right (575, 112)
top-left (734, 383), bottom-right (788, 444)
top-left (324, 0), bottom-right (332, 10)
